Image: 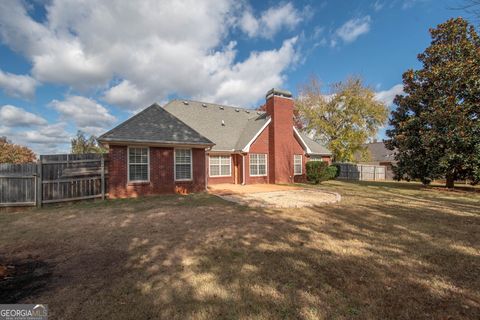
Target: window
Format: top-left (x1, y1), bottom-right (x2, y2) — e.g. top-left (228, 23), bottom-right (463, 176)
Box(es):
top-left (209, 155), bottom-right (231, 177)
top-left (175, 148), bottom-right (192, 180)
top-left (294, 154), bottom-right (302, 175)
top-left (128, 147), bottom-right (149, 182)
top-left (250, 154), bottom-right (267, 176)
top-left (308, 156), bottom-right (323, 162)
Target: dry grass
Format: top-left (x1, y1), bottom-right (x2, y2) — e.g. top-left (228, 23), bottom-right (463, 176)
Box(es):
top-left (0, 181), bottom-right (479, 319)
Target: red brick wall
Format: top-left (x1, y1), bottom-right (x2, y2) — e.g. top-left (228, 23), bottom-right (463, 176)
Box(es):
top-left (108, 145), bottom-right (206, 198)
top-left (265, 94), bottom-right (307, 184)
top-left (245, 125), bottom-right (269, 184)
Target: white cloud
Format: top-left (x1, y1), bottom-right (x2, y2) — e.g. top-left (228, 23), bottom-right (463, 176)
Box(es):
top-left (239, 2), bottom-right (303, 39)
top-left (50, 96), bottom-right (116, 135)
top-left (373, 1), bottom-right (384, 12)
top-left (0, 105), bottom-right (47, 127)
top-left (196, 37), bottom-right (298, 106)
top-left (0, 69), bottom-right (37, 99)
top-left (0, 0), bottom-right (300, 110)
top-left (103, 80), bottom-right (150, 109)
top-left (335, 16), bottom-right (371, 44)
top-left (375, 84), bottom-right (404, 107)
top-left (3, 122), bottom-right (71, 154)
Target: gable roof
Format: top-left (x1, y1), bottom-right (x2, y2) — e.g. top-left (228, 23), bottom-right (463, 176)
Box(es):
top-left (356, 141), bottom-right (397, 163)
top-left (98, 103), bottom-right (213, 146)
top-left (295, 129), bottom-right (332, 155)
top-left (163, 100), bottom-right (269, 152)
top-left (100, 99), bottom-right (331, 155)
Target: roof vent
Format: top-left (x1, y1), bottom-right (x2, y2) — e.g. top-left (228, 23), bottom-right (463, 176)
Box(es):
top-left (257, 111), bottom-right (261, 115)
top-left (219, 106), bottom-right (224, 110)
top-left (202, 103), bottom-right (207, 107)
top-left (235, 108), bottom-right (239, 112)
top-left (183, 101), bottom-right (189, 105)
top-left (221, 120), bottom-right (225, 126)
top-left (245, 110), bottom-right (250, 114)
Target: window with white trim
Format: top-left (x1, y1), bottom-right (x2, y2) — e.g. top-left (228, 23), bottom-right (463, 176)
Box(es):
top-left (175, 148), bottom-right (192, 180)
top-left (250, 154), bottom-right (267, 176)
top-left (294, 154), bottom-right (302, 175)
top-left (128, 147), bottom-right (149, 182)
top-left (308, 155), bottom-right (323, 161)
top-left (209, 155), bottom-right (231, 177)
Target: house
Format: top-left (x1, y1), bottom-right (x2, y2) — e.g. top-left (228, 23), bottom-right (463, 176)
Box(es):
top-left (99, 89), bottom-right (332, 197)
top-left (355, 141), bottom-right (396, 180)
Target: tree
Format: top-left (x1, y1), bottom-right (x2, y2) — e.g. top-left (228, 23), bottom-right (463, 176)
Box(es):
top-left (386, 18), bottom-right (480, 188)
top-left (295, 76), bottom-right (388, 162)
top-left (71, 131), bottom-right (106, 154)
top-left (0, 137), bottom-right (36, 163)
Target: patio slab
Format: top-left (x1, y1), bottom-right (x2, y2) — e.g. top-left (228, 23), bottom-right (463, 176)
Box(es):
top-left (209, 184), bottom-right (341, 208)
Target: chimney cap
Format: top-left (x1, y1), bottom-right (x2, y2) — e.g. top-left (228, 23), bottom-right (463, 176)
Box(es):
top-left (266, 88), bottom-right (292, 99)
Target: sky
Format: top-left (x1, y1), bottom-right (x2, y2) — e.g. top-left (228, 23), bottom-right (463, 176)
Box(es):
top-left (0, 0), bottom-right (471, 154)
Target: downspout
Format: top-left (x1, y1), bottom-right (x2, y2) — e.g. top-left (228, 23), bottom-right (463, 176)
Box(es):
top-left (242, 153), bottom-right (246, 185)
top-left (205, 147), bottom-right (211, 191)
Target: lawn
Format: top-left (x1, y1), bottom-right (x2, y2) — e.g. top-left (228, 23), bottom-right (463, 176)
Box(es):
top-left (0, 180), bottom-right (479, 319)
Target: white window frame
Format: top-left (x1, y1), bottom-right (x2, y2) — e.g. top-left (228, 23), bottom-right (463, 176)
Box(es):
top-left (174, 148), bottom-right (193, 181)
top-left (294, 154), bottom-right (303, 175)
top-left (249, 153), bottom-right (267, 177)
top-left (209, 155), bottom-right (232, 177)
top-left (127, 146), bottom-right (150, 182)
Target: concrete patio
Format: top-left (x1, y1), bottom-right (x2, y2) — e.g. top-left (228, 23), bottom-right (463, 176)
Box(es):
top-left (208, 183), bottom-right (341, 208)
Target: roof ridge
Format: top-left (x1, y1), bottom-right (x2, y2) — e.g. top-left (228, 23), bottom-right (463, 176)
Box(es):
top-left (173, 98), bottom-right (265, 113)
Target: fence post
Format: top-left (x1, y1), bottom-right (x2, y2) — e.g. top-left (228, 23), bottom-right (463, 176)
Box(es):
top-left (36, 157), bottom-right (43, 208)
top-left (101, 156), bottom-right (105, 200)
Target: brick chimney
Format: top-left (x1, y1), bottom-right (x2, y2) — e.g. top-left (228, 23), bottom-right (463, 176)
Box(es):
top-left (265, 88), bottom-right (294, 184)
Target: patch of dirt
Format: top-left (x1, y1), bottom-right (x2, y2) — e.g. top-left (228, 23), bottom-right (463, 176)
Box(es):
top-left (218, 189), bottom-right (341, 208)
top-left (0, 260), bottom-right (51, 303)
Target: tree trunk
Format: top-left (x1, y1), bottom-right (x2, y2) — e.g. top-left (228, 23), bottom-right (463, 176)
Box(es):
top-left (446, 172), bottom-right (455, 189)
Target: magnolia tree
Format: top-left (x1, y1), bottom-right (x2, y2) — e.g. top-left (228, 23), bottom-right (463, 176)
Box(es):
top-left (386, 18), bottom-right (480, 188)
top-left (295, 76), bottom-right (388, 162)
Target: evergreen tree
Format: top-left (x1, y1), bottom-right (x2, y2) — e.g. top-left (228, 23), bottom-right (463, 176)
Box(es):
top-left (386, 18), bottom-right (480, 187)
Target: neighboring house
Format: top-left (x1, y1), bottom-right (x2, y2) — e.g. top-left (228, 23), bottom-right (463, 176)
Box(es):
top-left (99, 89), bottom-right (332, 197)
top-left (355, 141), bottom-right (397, 180)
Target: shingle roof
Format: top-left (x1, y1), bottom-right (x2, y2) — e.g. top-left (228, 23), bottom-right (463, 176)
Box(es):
top-left (355, 141), bottom-right (397, 162)
top-left (163, 100), bottom-right (269, 152)
top-left (297, 131), bottom-right (332, 155)
top-left (100, 99), bottom-right (331, 155)
top-left (98, 103), bottom-right (213, 146)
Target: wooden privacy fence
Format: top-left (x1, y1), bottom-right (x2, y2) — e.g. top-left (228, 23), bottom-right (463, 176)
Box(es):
top-left (335, 163), bottom-right (386, 181)
top-left (0, 153), bottom-right (107, 207)
top-left (0, 163), bottom-right (37, 207)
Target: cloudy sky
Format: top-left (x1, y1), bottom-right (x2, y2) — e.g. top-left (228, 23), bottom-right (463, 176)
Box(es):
top-left (0, 0), bottom-right (463, 154)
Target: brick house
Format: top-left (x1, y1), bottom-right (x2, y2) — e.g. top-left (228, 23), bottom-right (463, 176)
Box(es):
top-left (99, 89), bottom-right (332, 198)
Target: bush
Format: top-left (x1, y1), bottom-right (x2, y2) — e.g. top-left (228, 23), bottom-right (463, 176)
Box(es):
top-left (332, 163), bottom-right (341, 178)
top-left (306, 161), bottom-right (337, 184)
top-left (325, 165), bottom-right (338, 180)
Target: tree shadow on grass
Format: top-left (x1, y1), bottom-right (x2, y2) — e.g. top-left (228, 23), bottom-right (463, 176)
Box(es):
top-left (121, 197), bottom-right (479, 319)
top-left (1, 192), bottom-right (478, 319)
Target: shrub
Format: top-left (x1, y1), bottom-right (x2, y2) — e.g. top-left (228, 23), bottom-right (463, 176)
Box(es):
top-left (325, 165), bottom-right (338, 180)
top-left (306, 161), bottom-right (337, 184)
top-left (332, 163), bottom-right (341, 178)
